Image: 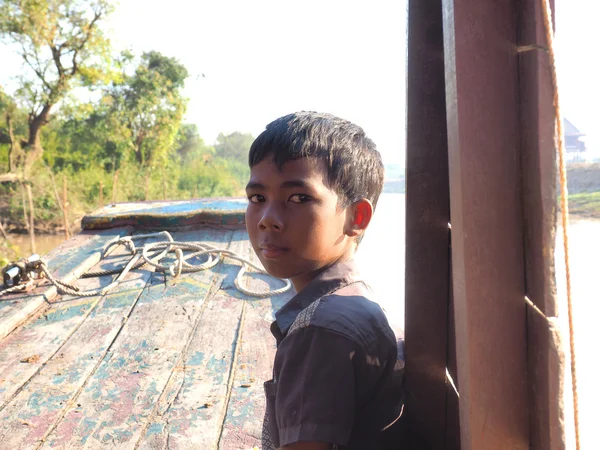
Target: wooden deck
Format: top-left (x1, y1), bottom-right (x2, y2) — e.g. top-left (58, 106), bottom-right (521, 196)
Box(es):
top-left (0, 220), bottom-right (293, 449)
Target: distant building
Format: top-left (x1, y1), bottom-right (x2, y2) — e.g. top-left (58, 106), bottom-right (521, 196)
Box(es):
top-left (564, 118), bottom-right (586, 163)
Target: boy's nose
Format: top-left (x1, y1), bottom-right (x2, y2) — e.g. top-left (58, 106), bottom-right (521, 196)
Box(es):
top-left (258, 207), bottom-right (284, 232)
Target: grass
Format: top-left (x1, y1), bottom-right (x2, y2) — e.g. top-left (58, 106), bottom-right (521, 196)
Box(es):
top-left (566, 192), bottom-right (600, 219)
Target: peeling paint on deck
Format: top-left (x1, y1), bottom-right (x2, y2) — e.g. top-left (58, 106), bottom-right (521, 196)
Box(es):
top-left (0, 223), bottom-right (294, 449)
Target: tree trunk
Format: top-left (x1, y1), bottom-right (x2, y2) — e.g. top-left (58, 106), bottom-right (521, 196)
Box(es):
top-left (0, 219), bottom-right (9, 241)
top-left (27, 104), bottom-right (52, 148)
top-left (7, 114), bottom-right (14, 173)
top-left (26, 183), bottom-right (36, 254)
top-left (22, 104), bottom-right (52, 176)
top-left (161, 166), bottom-right (167, 200)
top-left (112, 170), bottom-right (119, 203)
top-left (43, 162), bottom-right (70, 239)
top-left (5, 113), bottom-right (24, 176)
top-left (20, 182), bottom-right (30, 233)
top-left (145, 173), bottom-right (150, 200)
top-left (62, 175), bottom-right (70, 239)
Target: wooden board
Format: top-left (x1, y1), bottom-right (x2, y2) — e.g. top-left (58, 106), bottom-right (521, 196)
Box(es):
top-left (0, 225), bottom-right (294, 449)
top-left (0, 258), bottom-right (153, 447)
top-left (0, 232), bottom-right (156, 447)
top-left (518, 1), bottom-right (564, 449)
top-left (36, 228), bottom-right (232, 448)
top-left (133, 229), bottom-right (293, 450)
top-left (135, 229), bottom-right (246, 449)
top-left (443, 0), bottom-right (530, 448)
top-left (404, 0), bottom-right (453, 448)
top-left (82, 198), bottom-right (247, 231)
top-left (0, 230), bottom-right (137, 409)
top-left (0, 227), bottom-right (132, 340)
top-left (218, 230), bottom-right (292, 449)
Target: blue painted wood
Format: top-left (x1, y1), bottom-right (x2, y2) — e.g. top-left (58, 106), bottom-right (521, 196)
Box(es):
top-left (0, 227), bottom-right (132, 341)
top-left (81, 198), bottom-right (247, 231)
top-left (0, 221), bottom-right (290, 449)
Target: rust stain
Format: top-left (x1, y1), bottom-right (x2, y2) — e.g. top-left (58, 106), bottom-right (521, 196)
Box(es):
top-left (20, 354), bottom-right (40, 363)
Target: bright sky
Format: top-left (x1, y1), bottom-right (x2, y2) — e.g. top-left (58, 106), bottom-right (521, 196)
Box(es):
top-left (555, 0), bottom-right (600, 157)
top-left (0, 0), bottom-right (597, 164)
top-left (109, 0), bottom-right (408, 163)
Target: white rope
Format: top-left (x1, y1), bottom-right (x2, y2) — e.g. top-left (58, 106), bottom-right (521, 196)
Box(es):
top-left (1, 231), bottom-right (291, 299)
top-left (0, 279), bottom-right (34, 297)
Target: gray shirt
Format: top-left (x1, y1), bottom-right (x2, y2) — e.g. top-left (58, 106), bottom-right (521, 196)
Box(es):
top-left (262, 260), bottom-right (405, 450)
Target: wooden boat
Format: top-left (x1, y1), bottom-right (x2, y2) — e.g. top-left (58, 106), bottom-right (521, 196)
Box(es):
top-left (0, 199), bottom-right (293, 449)
top-left (1, 0), bottom-right (572, 447)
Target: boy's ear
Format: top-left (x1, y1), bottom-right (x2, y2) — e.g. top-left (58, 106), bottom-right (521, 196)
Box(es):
top-left (345, 199), bottom-right (373, 238)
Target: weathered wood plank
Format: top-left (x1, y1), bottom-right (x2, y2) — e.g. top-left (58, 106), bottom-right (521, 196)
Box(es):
top-left (0, 227), bottom-right (132, 340)
top-left (518, 0), bottom-right (564, 448)
top-left (136, 259), bottom-right (245, 449)
top-left (0, 234), bottom-right (144, 410)
top-left (40, 228), bottom-right (233, 449)
top-left (0, 260), bottom-right (154, 447)
top-left (443, 0), bottom-right (529, 447)
top-left (82, 198), bottom-right (247, 231)
top-left (218, 230), bottom-right (293, 449)
top-left (526, 303), bottom-right (565, 450)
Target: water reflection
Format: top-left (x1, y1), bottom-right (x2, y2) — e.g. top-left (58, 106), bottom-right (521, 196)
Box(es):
top-left (3, 233), bottom-right (67, 258)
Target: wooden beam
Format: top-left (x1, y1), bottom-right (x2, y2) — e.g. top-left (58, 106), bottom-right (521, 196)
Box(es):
top-left (518, 0), bottom-right (565, 448)
top-left (442, 0), bottom-right (529, 448)
top-left (404, 0), bottom-right (453, 447)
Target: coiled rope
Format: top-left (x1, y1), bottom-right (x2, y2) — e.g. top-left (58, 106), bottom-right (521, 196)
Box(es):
top-left (1, 231), bottom-right (291, 299)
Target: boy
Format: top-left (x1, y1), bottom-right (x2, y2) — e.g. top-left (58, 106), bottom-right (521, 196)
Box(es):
top-left (245, 112), bottom-right (404, 450)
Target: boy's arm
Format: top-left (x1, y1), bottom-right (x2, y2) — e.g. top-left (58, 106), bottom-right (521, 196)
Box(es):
top-left (270, 326), bottom-right (357, 448)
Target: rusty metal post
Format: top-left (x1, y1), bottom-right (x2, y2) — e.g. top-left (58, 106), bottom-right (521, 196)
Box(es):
top-left (518, 0), bottom-right (565, 448)
top-left (404, 0), bottom-right (455, 448)
top-left (404, 0), bottom-right (563, 448)
top-left (442, 0), bottom-right (529, 448)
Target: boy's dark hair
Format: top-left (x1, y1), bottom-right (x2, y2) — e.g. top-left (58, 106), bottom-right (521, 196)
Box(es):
top-left (249, 111), bottom-right (385, 210)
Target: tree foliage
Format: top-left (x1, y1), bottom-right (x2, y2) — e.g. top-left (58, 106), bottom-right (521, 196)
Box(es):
top-left (107, 51), bottom-right (188, 167)
top-left (0, 0), bottom-right (115, 176)
top-left (0, 1), bottom-right (255, 239)
top-left (214, 131), bottom-right (254, 164)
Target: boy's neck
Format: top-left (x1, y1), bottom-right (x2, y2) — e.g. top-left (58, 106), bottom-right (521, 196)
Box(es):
top-left (291, 248), bottom-right (356, 293)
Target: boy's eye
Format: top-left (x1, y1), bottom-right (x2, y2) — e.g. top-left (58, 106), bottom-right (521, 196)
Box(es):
top-left (289, 194), bottom-right (311, 203)
top-left (248, 194), bottom-right (265, 203)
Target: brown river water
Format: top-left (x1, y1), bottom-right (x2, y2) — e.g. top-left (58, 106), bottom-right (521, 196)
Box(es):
top-left (2, 193), bottom-right (597, 447)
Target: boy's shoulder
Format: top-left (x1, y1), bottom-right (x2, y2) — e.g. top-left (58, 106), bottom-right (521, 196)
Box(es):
top-left (289, 280), bottom-right (399, 352)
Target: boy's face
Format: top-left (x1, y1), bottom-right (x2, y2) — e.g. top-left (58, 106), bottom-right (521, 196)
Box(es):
top-left (245, 157), bottom-right (356, 291)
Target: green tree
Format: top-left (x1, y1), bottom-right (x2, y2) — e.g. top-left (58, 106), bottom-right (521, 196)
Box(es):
top-left (0, 0), bottom-right (115, 179)
top-left (214, 131), bottom-right (254, 164)
top-left (175, 123), bottom-right (213, 162)
top-left (0, 87), bottom-right (27, 174)
top-left (108, 51), bottom-right (189, 167)
top-left (42, 103), bottom-right (127, 172)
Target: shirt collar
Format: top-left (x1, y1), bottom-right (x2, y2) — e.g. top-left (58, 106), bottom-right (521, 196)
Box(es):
top-left (273, 259), bottom-right (363, 337)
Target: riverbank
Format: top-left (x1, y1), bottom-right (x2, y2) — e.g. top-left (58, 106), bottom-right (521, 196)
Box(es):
top-left (567, 192), bottom-right (600, 218)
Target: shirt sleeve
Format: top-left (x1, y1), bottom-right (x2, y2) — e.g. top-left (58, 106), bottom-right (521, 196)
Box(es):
top-left (273, 326), bottom-right (357, 447)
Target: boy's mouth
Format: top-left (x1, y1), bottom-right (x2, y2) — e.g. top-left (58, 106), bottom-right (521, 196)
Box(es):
top-left (259, 244), bottom-right (289, 259)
